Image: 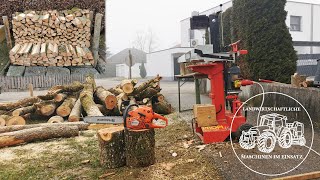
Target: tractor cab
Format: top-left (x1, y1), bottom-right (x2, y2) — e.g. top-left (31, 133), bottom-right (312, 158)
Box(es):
top-left (259, 113), bottom-right (288, 131)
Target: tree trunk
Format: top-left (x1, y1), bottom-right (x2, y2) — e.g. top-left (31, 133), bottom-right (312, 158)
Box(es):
top-left (94, 86), bottom-right (117, 110)
top-left (0, 126), bottom-right (79, 148)
top-left (6, 116), bottom-right (26, 126)
top-left (68, 99), bottom-right (82, 122)
top-left (97, 127), bottom-right (126, 168)
top-left (12, 105), bottom-right (36, 117)
top-left (0, 122), bottom-right (89, 134)
top-left (56, 97), bottom-right (77, 117)
top-left (80, 80), bottom-right (103, 117)
top-left (0, 97), bottom-right (40, 111)
top-left (121, 79), bottom-right (135, 94)
top-left (48, 116), bottom-right (64, 123)
top-left (35, 100), bottom-right (58, 116)
top-left (153, 101), bottom-right (172, 115)
top-left (125, 128), bottom-right (156, 167)
top-left (48, 81), bottom-right (84, 94)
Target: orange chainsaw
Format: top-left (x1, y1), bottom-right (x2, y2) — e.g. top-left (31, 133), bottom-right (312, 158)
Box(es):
top-left (83, 104), bottom-right (168, 130)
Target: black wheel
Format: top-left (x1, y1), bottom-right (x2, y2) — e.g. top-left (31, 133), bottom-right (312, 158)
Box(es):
top-left (257, 131), bottom-right (276, 153)
top-left (234, 123), bottom-right (253, 140)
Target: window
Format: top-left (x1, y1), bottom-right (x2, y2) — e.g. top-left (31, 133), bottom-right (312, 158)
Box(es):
top-left (189, 29), bottom-right (195, 39)
top-left (290, 16), bottom-right (302, 31)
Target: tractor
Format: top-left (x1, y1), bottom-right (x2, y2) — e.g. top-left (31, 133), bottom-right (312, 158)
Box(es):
top-left (239, 113), bottom-right (306, 153)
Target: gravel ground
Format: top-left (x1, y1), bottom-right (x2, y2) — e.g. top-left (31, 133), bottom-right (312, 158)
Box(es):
top-left (0, 78), bottom-right (319, 179)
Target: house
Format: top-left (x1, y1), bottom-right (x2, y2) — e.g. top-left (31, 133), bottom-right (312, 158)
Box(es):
top-left (147, 0), bottom-right (320, 80)
top-left (108, 48), bottom-right (146, 78)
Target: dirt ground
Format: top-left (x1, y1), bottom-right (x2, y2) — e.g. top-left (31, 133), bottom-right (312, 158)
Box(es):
top-left (0, 78), bottom-right (320, 180)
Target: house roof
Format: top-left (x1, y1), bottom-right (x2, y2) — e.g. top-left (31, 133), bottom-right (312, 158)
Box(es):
top-left (108, 48), bottom-right (146, 64)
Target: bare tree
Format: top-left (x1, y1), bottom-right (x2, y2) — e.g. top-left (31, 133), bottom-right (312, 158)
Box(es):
top-left (133, 29), bottom-right (157, 53)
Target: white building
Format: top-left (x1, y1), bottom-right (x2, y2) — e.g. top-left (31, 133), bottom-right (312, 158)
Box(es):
top-left (147, 0), bottom-right (320, 80)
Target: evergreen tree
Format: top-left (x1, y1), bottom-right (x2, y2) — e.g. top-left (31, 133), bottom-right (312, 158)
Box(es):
top-left (232, 0), bottom-right (297, 83)
top-left (140, 62), bottom-right (147, 78)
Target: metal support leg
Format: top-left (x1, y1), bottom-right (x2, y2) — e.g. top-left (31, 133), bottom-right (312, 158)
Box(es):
top-left (178, 78), bottom-right (181, 112)
top-left (195, 78), bottom-right (201, 104)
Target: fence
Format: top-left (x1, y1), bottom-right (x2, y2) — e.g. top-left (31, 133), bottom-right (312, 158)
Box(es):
top-left (0, 74), bottom-right (85, 92)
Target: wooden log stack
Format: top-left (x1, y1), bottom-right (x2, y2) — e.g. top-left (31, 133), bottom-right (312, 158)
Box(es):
top-left (0, 75), bottom-right (172, 128)
top-left (9, 9), bottom-right (94, 67)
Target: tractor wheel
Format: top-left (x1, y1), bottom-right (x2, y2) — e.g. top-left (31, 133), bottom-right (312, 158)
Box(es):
top-left (257, 131), bottom-right (276, 153)
top-left (278, 128), bottom-right (293, 149)
top-left (235, 123), bottom-right (253, 140)
top-left (239, 131), bottom-right (256, 150)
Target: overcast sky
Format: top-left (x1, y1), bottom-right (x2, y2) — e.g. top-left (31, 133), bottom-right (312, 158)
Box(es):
top-left (106, 0), bottom-right (227, 54)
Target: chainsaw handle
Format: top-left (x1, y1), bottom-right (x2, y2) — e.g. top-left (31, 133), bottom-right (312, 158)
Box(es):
top-left (150, 112), bottom-right (168, 128)
top-left (123, 104), bottom-right (139, 128)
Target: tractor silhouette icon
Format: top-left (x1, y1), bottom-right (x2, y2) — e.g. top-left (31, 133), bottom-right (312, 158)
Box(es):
top-left (239, 113), bottom-right (306, 153)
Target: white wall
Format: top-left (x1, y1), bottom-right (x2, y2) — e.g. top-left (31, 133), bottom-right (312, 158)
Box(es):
top-left (146, 48), bottom-right (192, 80)
top-left (116, 63), bottom-right (142, 78)
top-left (181, 0), bottom-right (320, 54)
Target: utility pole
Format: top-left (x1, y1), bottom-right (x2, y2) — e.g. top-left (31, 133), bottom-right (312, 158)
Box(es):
top-left (128, 50), bottom-right (132, 79)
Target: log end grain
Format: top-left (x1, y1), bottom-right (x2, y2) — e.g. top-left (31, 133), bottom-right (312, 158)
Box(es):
top-left (6, 116), bottom-right (26, 126)
top-left (48, 116), bottom-right (64, 123)
top-left (105, 95), bottom-right (117, 110)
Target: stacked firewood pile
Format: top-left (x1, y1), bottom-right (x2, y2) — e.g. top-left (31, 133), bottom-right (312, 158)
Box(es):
top-left (8, 8), bottom-right (93, 67)
top-left (9, 42), bottom-right (94, 66)
top-left (0, 75), bottom-right (172, 129)
top-left (12, 9), bottom-right (91, 46)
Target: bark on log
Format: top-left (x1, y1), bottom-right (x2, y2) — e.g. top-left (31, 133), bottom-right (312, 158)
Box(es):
top-left (68, 99), bottom-right (82, 122)
top-left (135, 87), bottom-right (160, 101)
top-left (0, 110), bottom-right (8, 115)
top-left (291, 73), bottom-right (307, 87)
top-left (153, 101), bottom-right (172, 115)
top-left (94, 86), bottom-right (117, 110)
top-left (301, 80), bottom-right (314, 88)
top-left (80, 78), bottom-right (103, 116)
top-left (48, 81), bottom-right (84, 94)
top-left (35, 100), bottom-right (59, 116)
top-left (6, 116), bottom-right (26, 126)
top-left (56, 97), bottom-right (77, 117)
top-left (96, 104), bottom-right (108, 115)
top-left (131, 75), bottom-right (162, 96)
top-left (0, 122), bottom-right (89, 134)
top-left (0, 126), bottom-right (79, 148)
top-left (107, 87), bottom-right (123, 96)
top-left (0, 97), bottom-right (40, 111)
top-left (12, 105), bottom-right (36, 117)
top-left (98, 127), bottom-right (126, 168)
top-left (48, 116), bottom-right (64, 123)
top-left (125, 128), bottom-right (155, 167)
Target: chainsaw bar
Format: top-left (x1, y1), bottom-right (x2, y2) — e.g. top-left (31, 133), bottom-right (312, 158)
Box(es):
top-left (83, 116), bottom-right (124, 124)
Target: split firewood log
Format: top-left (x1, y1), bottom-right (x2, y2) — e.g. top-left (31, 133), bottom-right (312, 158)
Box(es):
top-left (48, 116), bottom-right (64, 123)
top-left (300, 80), bottom-right (314, 88)
top-left (0, 122), bottom-right (89, 134)
top-left (56, 97), bottom-right (77, 117)
top-left (0, 126), bottom-right (79, 148)
top-left (98, 127), bottom-right (126, 168)
top-left (12, 105), bottom-right (36, 116)
top-left (94, 86), bottom-right (117, 110)
top-left (0, 97), bottom-right (40, 111)
top-left (68, 99), bottom-right (82, 122)
top-left (125, 128), bottom-right (156, 167)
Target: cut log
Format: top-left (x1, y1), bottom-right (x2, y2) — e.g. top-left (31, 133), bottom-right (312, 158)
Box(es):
top-left (12, 105), bottom-right (36, 116)
top-left (131, 75), bottom-right (162, 95)
top-left (94, 86), bottom-right (117, 110)
top-left (291, 73), bottom-right (307, 87)
top-left (125, 128), bottom-right (155, 167)
top-left (6, 116), bottom-right (26, 126)
top-left (0, 115), bottom-right (10, 126)
top-left (54, 93), bottom-right (68, 102)
top-left (135, 87), bottom-right (160, 101)
top-left (301, 80), bottom-right (314, 88)
top-left (56, 97), bottom-right (76, 117)
top-left (96, 104), bottom-right (108, 115)
top-left (0, 97), bottom-right (40, 111)
top-left (48, 116), bottom-right (64, 123)
top-left (98, 127), bottom-right (126, 168)
top-left (107, 87), bottom-right (123, 96)
top-left (35, 100), bottom-right (58, 116)
top-left (80, 77), bottom-right (103, 116)
top-left (0, 126), bottom-right (79, 148)
top-left (0, 122), bottom-right (89, 134)
top-left (68, 99), bottom-right (82, 122)
top-left (48, 81), bottom-right (84, 94)
top-left (120, 79), bottom-right (135, 94)
top-left (153, 101), bottom-right (172, 115)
